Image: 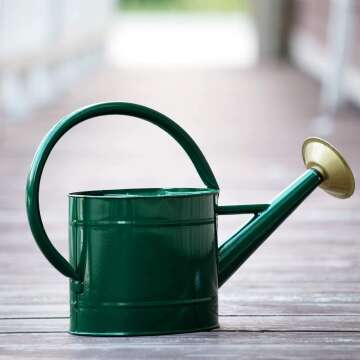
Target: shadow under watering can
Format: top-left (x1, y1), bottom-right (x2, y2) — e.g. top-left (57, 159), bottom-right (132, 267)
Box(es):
top-left (26, 102), bottom-right (355, 336)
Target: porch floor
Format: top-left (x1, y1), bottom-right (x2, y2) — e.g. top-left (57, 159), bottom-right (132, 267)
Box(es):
top-left (0, 64), bottom-right (359, 359)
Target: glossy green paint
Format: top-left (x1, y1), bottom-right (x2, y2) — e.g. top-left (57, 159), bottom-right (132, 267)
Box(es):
top-left (26, 102), bottom-right (324, 336)
top-left (68, 188), bottom-right (220, 335)
top-left (218, 169), bottom-right (322, 286)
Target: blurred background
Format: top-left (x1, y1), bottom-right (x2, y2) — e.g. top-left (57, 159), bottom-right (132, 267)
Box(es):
top-left (2, 0), bottom-right (360, 119)
top-left (0, 0), bottom-right (359, 317)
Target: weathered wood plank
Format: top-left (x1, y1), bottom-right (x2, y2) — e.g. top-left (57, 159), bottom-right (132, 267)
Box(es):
top-left (0, 317), bottom-right (68, 333)
top-left (1, 331), bottom-right (360, 360)
top-left (1, 315), bottom-right (360, 333)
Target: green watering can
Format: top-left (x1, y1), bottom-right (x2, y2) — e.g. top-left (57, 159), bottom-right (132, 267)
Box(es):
top-left (26, 102), bottom-right (355, 336)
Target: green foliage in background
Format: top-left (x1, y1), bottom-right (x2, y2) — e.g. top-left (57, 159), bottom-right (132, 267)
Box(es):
top-left (119, 0), bottom-right (249, 12)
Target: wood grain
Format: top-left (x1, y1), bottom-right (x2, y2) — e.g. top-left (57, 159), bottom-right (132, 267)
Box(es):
top-left (0, 66), bottom-right (359, 359)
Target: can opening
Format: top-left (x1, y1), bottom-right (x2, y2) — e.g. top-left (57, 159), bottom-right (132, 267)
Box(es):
top-left (69, 187), bottom-right (219, 199)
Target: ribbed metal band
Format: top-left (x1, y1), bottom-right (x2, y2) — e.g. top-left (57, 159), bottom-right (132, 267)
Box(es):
top-left (71, 218), bottom-right (214, 227)
top-left (78, 296), bottom-right (216, 309)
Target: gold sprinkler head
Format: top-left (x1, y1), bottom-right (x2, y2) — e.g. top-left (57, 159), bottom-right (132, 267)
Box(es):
top-left (302, 137), bottom-right (355, 199)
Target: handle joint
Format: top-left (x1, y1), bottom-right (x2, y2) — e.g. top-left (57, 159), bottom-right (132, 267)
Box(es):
top-left (216, 204), bottom-right (269, 215)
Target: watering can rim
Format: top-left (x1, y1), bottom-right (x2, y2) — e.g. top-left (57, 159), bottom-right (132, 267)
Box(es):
top-left (68, 187), bottom-right (219, 199)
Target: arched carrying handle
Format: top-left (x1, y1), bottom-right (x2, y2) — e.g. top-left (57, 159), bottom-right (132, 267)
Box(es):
top-left (26, 102), bottom-right (219, 280)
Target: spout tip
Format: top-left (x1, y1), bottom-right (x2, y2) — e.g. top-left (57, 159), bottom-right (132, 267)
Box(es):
top-left (302, 137), bottom-right (355, 199)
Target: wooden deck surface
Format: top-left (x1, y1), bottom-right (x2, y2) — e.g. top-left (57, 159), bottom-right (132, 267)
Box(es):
top-left (0, 65), bottom-right (359, 359)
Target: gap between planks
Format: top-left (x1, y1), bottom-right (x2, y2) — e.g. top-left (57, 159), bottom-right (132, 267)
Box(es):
top-left (1, 315), bottom-right (360, 334)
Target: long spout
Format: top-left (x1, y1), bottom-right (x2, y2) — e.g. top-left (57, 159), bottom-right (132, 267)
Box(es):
top-left (218, 137), bottom-right (355, 287)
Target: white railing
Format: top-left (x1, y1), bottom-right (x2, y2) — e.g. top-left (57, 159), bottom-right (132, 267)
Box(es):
top-left (0, 0), bottom-right (115, 119)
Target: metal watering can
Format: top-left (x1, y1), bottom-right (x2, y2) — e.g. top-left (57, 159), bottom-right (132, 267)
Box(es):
top-left (26, 102), bottom-right (355, 336)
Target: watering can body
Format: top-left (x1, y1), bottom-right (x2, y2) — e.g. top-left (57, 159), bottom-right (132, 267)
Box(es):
top-left (69, 188), bottom-right (219, 335)
top-left (26, 102), bottom-right (355, 336)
